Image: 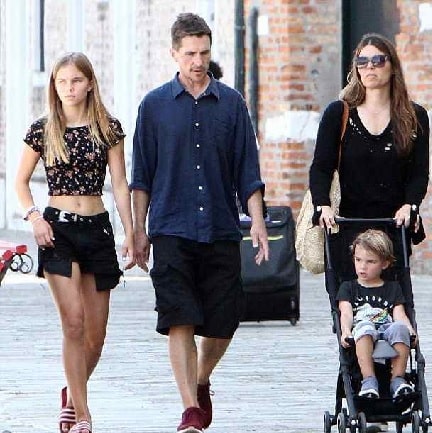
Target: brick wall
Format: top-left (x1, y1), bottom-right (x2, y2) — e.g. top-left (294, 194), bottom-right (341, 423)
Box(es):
top-left (243, 0), bottom-right (341, 210)
top-left (395, 0), bottom-right (432, 273)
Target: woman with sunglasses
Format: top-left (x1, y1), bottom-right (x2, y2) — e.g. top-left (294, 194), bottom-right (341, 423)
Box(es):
top-left (309, 32), bottom-right (429, 282)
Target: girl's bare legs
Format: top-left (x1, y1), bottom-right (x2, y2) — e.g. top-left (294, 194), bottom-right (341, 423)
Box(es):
top-left (47, 263), bottom-right (110, 427)
top-left (81, 272), bottom-right (111, 378)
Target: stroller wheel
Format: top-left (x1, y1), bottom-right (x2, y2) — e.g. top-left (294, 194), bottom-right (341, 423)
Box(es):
top-left (19, 253), bottom-right (34, 274)
top-left (338, 412), bottom-right (346, 433)
top-left (395, 421), bottom-right (404, 433)
top-left (324, 411), bottom-right (332, 433)
top-left (412, 411), bottom-right (420, 433)
top-left (357, 412), bottom-right (367, 433)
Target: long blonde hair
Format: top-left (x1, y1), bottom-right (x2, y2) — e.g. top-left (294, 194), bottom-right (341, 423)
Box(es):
top-left (44, 52), bottom-right (117, 166)
top-left (340, 33), bottom-right (417, 156)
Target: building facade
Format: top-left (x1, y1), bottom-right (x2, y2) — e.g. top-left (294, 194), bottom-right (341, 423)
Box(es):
top-left (1, 0), bottom-right (431, 272)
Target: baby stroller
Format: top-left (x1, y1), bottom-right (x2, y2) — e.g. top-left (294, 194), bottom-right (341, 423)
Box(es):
top-left (0, 240), bottom-right (34, 286)
top-left (323, 217), bottom-right (431, 433)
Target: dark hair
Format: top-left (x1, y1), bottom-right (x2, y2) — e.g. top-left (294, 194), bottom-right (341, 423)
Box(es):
top-left (171, 13), bottom-right (212, 49)
top-left (209, 60), bottom-right (223, 79)
top-left (340, 33), bottom-right (417, 156)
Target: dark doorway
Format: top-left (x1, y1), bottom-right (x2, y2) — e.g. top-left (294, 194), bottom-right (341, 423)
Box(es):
top-left (341, 0), bottom-right (399, 85)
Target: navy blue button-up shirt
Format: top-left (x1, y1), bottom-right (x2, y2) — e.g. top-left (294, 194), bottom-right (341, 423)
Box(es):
top-left (130, 74), bottom-right (264, 243)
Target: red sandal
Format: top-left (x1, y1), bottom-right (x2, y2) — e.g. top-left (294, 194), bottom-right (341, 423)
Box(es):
top-left (59, 387), bottom-right (76, 433)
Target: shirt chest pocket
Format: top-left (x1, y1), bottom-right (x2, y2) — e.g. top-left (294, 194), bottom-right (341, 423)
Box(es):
top-left (211, 117), bottom-right (233, 151)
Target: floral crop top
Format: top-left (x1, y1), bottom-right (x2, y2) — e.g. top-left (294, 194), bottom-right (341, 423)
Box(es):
top-left (23, 117), bottom-right (125, 196)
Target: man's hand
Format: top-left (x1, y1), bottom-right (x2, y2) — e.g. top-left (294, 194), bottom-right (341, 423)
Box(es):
top-left (250, 218), bottom-right (269, 265)
top-left (134, 229), bottom-right (150, 272)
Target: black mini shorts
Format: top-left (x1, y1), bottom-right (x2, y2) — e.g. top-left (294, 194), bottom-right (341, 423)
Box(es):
top-left (150, 235), bottom-right (244, 338)
top-left (37, 207), bottom-right (122, 291)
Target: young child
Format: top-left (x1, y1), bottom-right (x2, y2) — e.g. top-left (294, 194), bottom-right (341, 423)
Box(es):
top-left (337, 229), bottom-right (416, 399)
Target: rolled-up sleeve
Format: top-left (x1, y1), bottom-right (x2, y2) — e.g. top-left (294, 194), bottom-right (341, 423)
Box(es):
top-left (130, 98), bottom-right (157, 192)
top-left (234, 97), bottom-right (265, 213)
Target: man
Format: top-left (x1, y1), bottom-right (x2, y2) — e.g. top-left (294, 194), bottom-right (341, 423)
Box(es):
top-left (130, 12), bottom-right (268, 433)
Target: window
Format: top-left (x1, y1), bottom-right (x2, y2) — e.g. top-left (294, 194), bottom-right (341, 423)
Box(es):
top-left (33, 0), bottom-right (45, 72)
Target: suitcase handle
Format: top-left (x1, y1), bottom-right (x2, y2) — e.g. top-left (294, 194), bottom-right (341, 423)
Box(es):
top-left (240, 207), bottom-right (291, 229)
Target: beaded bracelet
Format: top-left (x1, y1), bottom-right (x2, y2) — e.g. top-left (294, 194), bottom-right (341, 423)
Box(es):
top-left (23, 205), bottom-right (40, 221)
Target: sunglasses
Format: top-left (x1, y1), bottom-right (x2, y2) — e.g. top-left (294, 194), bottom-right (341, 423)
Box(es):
top-left (355, 54), bottom-right (389, 69)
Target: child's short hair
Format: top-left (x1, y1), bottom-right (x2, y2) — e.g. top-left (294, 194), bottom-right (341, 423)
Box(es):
top-left (350, 229), bottom-right (395, 264)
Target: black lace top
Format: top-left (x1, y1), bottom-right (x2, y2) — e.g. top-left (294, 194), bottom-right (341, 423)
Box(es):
top-left (24, 117), bottom-right (125, 196)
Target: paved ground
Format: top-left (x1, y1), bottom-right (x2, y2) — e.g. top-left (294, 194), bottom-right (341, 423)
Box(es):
top-left (1, 229), bottom-right (432, 433)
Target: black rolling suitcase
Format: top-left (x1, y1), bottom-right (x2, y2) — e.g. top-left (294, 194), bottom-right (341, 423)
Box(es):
top-left (239, 206), bottom-right (300, 325)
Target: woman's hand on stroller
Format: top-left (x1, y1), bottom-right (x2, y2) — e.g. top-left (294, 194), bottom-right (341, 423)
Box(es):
top-left (409, 331), bottom-right (418, 348)
top-left (318, 205), bottom-right (336, 229)
top-left (394, 204), bottom-right (420, 231)
top-left (341, 331), bottom-right (354, 348)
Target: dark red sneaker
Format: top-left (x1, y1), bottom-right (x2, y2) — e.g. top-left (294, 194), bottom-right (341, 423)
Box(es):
top-left (197, 382), bottom-right (213, 428)
top-left (177, 407), bottom-right (205, 433)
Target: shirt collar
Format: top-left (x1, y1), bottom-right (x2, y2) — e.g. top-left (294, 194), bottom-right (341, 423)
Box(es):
top-left (170, 72), bottom-right (220, 100)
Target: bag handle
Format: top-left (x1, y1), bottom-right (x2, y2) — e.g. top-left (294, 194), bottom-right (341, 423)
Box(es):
top-left (338, 100), bottom-right (349, 170)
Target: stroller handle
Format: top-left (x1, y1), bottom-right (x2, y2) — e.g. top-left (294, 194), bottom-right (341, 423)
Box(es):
top-left (325, 216), bottom-right (409, 268)
top-left (335, 216), bottom-right (396, 225)
top-left (345, 336), bottom-right (355, 347)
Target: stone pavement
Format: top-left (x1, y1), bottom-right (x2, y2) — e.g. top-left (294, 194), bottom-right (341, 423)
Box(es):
top-left (1, 229), bottom-right (432, 433)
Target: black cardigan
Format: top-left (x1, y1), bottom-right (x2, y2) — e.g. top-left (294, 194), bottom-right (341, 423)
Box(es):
top-left (309, 100), bottom-right (429, 218)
